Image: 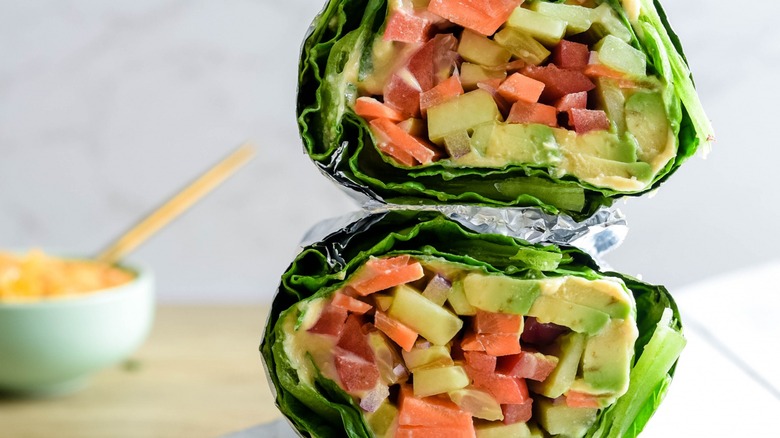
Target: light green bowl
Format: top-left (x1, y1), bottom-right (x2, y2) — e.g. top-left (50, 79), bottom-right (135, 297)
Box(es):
top-left (0, 264), bottom-right (154, 395)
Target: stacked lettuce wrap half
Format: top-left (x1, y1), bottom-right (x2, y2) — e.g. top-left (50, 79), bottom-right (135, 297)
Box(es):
top-left (297, 0), bottom-right (713, 218)
top-left (261, 211), bottom-right (685, 437)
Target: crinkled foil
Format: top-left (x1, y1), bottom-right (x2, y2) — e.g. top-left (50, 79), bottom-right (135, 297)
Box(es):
top-left (302, 204), bottom-right (627, 262)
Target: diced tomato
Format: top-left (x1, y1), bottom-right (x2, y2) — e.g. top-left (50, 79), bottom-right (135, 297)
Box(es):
top-left (554, 91), bottom-right (588, 113)
top-left (407, 34), bottom-right (459, 94)
top-left (497, 73), bottom-right (545, 103)
top-left (331, 292), bottom-right (373, 314)
top-left (396, 426), bottom-right (477, 438)
top-left (464, 351), bottom-right (496, 373)
top-left (398, 385), bottom-right (474, 428)
top-left (427, 0), bottom-right (523, 36)
top-left (522, 65), bottom-right (595, 102)
top-left (467, 366), bottom-right (529, 405)
top-left (335, 349), bottom-right (381, 392)
top-left (370, 118), bottom-right (440, 165)
top-left (307, 304), bottom-right (348, 337)
top-left (420, 74), bottom-right (464, 115)
top-left (502, 399), bottom-right (533, 424)
top-left (496, 351), bottom-right (558, 381)
top-left (566, 391), bottom-right (602, 409)
top-left (552, 40), bottom-right (589, 70)
top-left (521, 317), bottom-right (568, 346)
top-left (384, 9), bottom-right (433, 43)
top-left (349, 256), bottom-right (426, 296)
top-left (479, 333), bottom-right (522, 356)
top-left (374, 310), bottom-right (418, 352)
top-left (354, 96), bottom-right (406, 122)
top-left (568, 108), bottom-right (610, 133)
top-left (384, 72), bottom-right (423, 118)
top-left (506, 101), bottom-right (558, 127)
top-left (337, 314), bottom-right (375, 361)
top-left (474, 311), bottom-right (523, 334)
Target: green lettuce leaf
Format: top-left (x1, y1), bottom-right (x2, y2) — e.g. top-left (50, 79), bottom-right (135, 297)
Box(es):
top-left (260, 211), bottom-right (684, 437)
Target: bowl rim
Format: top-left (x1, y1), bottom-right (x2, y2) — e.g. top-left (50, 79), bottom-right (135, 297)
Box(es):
top-left (0, 259), bottom-right (153, 308)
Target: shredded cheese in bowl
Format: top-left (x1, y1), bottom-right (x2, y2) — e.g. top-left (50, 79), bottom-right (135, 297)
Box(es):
top-left (0, 250), bottom-right (134, 302)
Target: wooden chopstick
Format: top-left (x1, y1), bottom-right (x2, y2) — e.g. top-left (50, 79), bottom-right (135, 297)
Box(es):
top-left (96, 143), bottom-right (256, 265)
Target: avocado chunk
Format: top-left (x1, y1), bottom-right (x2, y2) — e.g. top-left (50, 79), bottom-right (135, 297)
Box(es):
top-left (595, 35), bottom-right (646, 77)
top-left (530, 1), bottom-right (594, 35)
top-left (530, 332), bottom-right (586, 399)
top-left (505, 6), bottom-right (567, 46)
top-left (582, 319), bottom-right (639, 393)
top-left (554, 128), bottom-right (637, 163)
top-left (427, 90), bottom-right (502, 144)
top-left (625, 90), bottom-right (671, 164)
top-left (475, 420), bottom-right (540, 438)
top-left (527, 295), bottom-right (610, 335)
top-left (449, 388), bottom-right (503, 421)
top-left (388, 284), bottom-right (463, 345)
top-left (555, 276), bottom-right (634, 320)
top-left (536, 397), bottom-right (598, 437)
top-left (564, 153), bottom-right (654, 185)
top-left (458, 29), bottom-right (512, 67)
top-left (365, 399), bottom-right (398, 438)
top-left (462, 273), bottom-right (541, 315)
top-left (593, 77), bottom-right (627, 134)
top-left (465, 122), bottom-right (562, 166)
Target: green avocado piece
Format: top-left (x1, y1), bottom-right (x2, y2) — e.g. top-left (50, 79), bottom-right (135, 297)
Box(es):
top-left (554, 276), bottom-right (634, 320)
top-left (365, 399), bottom-right (398, 438)
top-left (567, 154), bottom-right (654, 183)
top-left (427, 90), bottom-right (502, 145)
top-left (468, 122), bottom-right (562, 166)
top-left (476, 420), bottom-right (539, 438)
top-left (529, 1), bottom-right (594, 35)
top-left (447, 279), bottom-right (478, 316)
top-left (527, 295), bottom-right (610, 335)
top-left (530, 332), bottom-right (586, 398)
top-left (536, 397), bottom-right (598, 437)
top-left (625, 90), bottom-right (671, 163)
top-left (581, 319), bottom-right (639, 393)
top-left (554, 128), bottom-right (637, 163)
top-left (462, 273), bottom-right (541, 315)
top-left (593, 77), bottom-right (627, 134)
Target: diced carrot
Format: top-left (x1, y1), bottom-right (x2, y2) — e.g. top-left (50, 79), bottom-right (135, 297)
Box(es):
top-left (420, 74), bottom-right (464, 115)
top-left (398, 385), bottom-right (474, 428)
top-left (552, 40), bottom-right (589, 70)
top-left (506, 101), bottom-right (558, 127)
top-left (568, 108), bottom-right (610, 133)
top-left (331, 292), bottom-right (373, 314)
top-left (383, 10), bottom-right (432, 43)
top-left (350, 256), bottom-right (425, 296)
top-left (374, 310), bottom-right (418, 352)
top-left (307, 305), bottom-right (348, 337)
top-left (377, 142), bottom-right (417, 166)
top-left (502, 399), bottom-right (533, 424)
top-left (566, 391), bottom-right (602, 408)
top-left (497, 73), bottom-right (545, 103)
top-left (554, 91), bottom-right (588, 113)
top-left (467, 366), bottom-right (529, 404)
top-left (354, 96), bottom-right (407, 122)
top-left (428, 0), bottom-right (522, 36)
top-left (369, 118), bottom-right (439, 165)
top-left (478, 333), bottom-right (522, 356)
top-left (396, 426), bottom-right (476, 438)
top-left (474, 311), bottom-right (523, 334)
top-left (460, 332), bottom-right (485, 352)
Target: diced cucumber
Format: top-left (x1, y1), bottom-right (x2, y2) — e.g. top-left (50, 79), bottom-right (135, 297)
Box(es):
top-left (460, 62), bottom-right (507, 91)
top-left (458, 29), bottom-right (512, 67)
top-left (529, 332), bottom-right (586, 398)
top-left (412, 365), bottom-right (470, 397)
top-left (388, 284), bottom-right (463, 345)
top-left (506, 7), bottom-right (567, 46)
top-left (401, 344), bottom-right (454, 371)
top-left (446, 279), bottom-right (478, 316)
top-left (588, 3), bottom-right (632, 43)
top-left (595, 35), bottom-right (646, 77)
top-left (530, 1), bottom-right (594, 35)
top-left (427, 90), bottom-right (502, 145)
top-left (449, 388), bottom-right (503, 421)
top-left (494, 28), bottom-right (551, 65)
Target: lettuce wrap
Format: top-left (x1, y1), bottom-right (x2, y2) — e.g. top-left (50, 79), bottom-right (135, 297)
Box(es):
top-left (297, 0), bottom-right (713, 218)
top-left (261, 210), bottom-right (685, 437)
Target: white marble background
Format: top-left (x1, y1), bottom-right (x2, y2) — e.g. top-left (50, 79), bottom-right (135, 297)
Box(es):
top-left (1, 0), bottom-right (778, 304)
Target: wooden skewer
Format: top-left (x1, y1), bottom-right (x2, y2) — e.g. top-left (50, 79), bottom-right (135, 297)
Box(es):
top-left (96, 143), bottom-right (256, 265)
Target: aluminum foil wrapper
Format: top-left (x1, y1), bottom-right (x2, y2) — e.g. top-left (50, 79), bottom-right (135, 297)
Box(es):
top-left (302, 204), bottom-right (627, 263)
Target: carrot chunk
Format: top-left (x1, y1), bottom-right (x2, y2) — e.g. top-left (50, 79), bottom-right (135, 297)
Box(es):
top-left (331, 292), bottom-right (373, 314)
top-left (370, 118), bottom-right (439, 165)
top-left (497, 73), bottom-right (545, 103)
top-left (349, 256), bottom-right (425, 296)
top-left (507, 101), bottom-right (558, 127)
top-left (420, 74), bottom-right (464, 115)
top-left (354, 96), bottom-right (407, 122)
top-left (428, 0), bottom-right (522, 36)
top-left (374, 311), bottom-right (419, 352)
